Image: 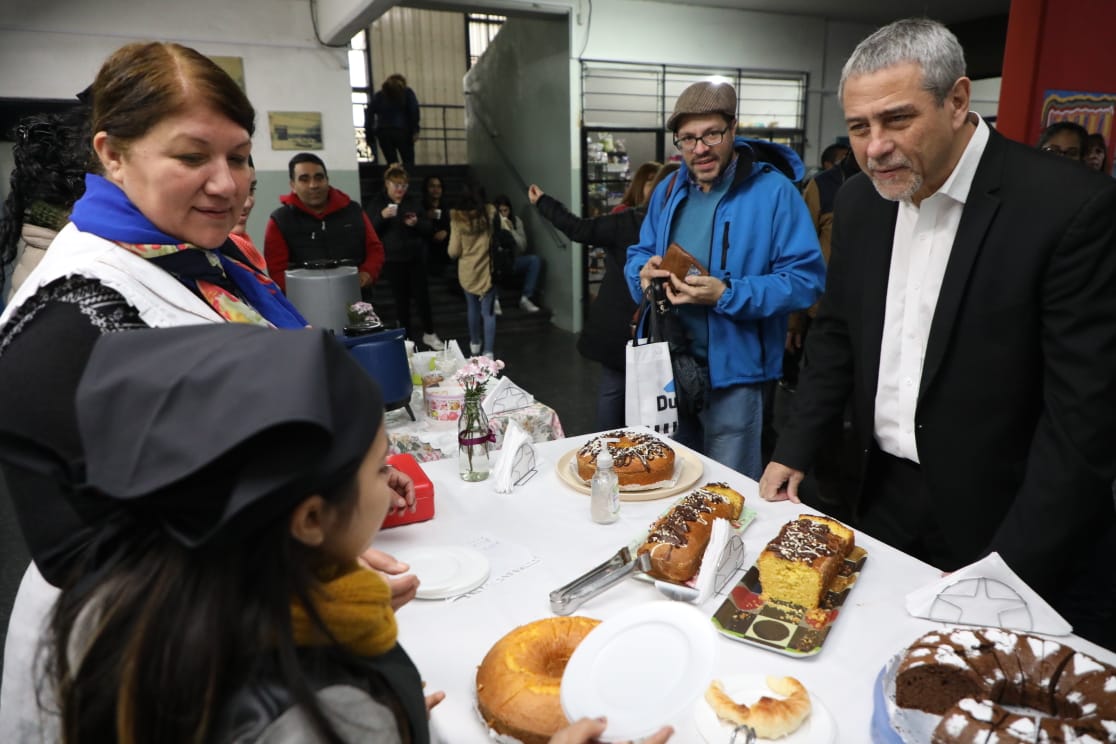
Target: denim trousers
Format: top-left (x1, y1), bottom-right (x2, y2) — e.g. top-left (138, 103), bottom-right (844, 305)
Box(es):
top-left (464, 288), bottom-right (496, 353)
top-left (596, 365), bottom-right (627, 431)
top-left (673, 382), bottom-right (764, 480)
top-left (514, 255), bottom-right (541, 298)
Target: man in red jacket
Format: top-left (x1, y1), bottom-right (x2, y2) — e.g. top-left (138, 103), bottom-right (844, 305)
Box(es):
top-left (264, 153), bottom-right (384, 292)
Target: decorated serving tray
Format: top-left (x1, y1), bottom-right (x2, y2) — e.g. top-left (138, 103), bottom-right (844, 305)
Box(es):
top-left (711, 545), bottom-right (868, 657)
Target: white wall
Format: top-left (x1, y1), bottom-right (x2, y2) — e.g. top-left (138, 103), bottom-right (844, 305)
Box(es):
top-left (970, 77), bottom-right (1002, 120)
top-left (0, 0), bottom-right (360, 245)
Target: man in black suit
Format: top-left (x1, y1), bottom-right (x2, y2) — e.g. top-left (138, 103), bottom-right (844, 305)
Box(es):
top-left (760, 18), bottom-right (1116, 647)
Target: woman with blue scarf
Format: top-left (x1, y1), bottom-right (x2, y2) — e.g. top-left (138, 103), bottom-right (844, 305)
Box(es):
top-left (0, 41), bottom-right (306, 588)
top-left (0, 42), bottom-right (417, 738)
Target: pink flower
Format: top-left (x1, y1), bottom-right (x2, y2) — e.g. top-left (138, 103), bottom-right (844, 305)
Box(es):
top-left (453, 356), bottom-right (505, 395)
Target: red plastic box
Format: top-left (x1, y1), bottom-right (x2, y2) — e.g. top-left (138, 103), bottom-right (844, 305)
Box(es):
top-left (382, 453), bottom-right (435, 528)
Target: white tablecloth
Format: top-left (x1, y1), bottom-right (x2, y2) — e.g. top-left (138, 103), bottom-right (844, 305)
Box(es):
top-left (373, 431), bottom-right (1116, 743)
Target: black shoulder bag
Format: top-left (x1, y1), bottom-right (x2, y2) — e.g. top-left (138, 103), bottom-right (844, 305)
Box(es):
top-left (633, 280), bottom-right (709, 417)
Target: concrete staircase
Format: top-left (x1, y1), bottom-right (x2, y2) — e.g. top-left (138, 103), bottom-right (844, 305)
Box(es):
top-left (358, 162), bottom-right (552, 351)
top-left (368, 270), bottom-right (553, 352)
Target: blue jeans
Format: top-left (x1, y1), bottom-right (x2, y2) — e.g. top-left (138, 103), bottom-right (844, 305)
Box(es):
top-left (674, 383), bottom-right (764, 480)
top-left (464, 288), bottom-right (496, 353)
top-left (596, 365), bottom-right (626, 431)
top-left (514, 254), bottom-right (541, 298)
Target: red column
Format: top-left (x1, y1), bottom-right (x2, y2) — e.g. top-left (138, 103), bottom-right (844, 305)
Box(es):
top-left (997, 0), bottom-right (1046, 143)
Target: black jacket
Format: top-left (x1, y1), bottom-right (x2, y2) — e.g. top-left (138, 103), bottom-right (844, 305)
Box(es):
top-left (367, 193), bottom-right (432, 263)
top-left (535, 194), bottom-right (643, 370)
top-left (776, 128), bottom-right (1116, 596)
top-left (211, 644), bottom-right (429, 743)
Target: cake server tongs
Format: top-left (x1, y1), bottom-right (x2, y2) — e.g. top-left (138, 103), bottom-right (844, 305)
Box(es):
top-left (549, 546), bottom-right (650, 615)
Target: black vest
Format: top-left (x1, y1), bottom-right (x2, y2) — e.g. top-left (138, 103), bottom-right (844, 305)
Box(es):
top-left (270, 202), bottom-right (367, 268)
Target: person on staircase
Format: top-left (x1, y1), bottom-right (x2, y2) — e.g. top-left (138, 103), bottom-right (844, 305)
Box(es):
top-left (422, 174), bottom-right (454, 288)
top-left (368, 163), bottom-right (444, 351)
top-left (490, 194), bottom-right (542, 315)
top-left (447, 189), bottom-right (497, 358)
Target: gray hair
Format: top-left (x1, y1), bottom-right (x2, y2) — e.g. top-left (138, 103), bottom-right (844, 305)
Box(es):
top-left (838, 18), bottom-right (966, 105)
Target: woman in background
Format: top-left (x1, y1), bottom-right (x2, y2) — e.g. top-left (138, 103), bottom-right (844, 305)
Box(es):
top-left (527, 162), bottom-right (676, 429)
top-left (366, 74), bottom-right (420, 167)
top-left (422, 174), bottom-right (454, 285)
top-left (368, 163), bottom-right (443, 350)
top-left (0, 102), bottom-right (90, 301)
top-left (227, 154), bottom-right (267, 273)
top-left (448, 189), bottom-right (497, 357)
top-left (491, 194), bottom-right (542, 314)
top-left (610, 161), bottom-right (661, 214)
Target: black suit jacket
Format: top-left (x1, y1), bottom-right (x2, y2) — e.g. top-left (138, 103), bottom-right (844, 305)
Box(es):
top-left (775, 127), bottom-right (1116, 594)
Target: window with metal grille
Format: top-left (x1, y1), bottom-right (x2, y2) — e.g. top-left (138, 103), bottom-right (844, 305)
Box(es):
top-left (581, 61), bottom-right (807, 153)
top-left (466, 13), bottom-right (506, 69)
top-left (349, 30), bottom-right (373, 161)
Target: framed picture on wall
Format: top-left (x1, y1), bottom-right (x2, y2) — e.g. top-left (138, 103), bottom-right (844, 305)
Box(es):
top-left (268, 112), bottom-right (324, 151)
top-left (210, 56), bottom-right (246, 92)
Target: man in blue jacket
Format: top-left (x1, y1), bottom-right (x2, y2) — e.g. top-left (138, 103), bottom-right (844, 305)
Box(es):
top-left (626, 79), bottom-right (825, 479)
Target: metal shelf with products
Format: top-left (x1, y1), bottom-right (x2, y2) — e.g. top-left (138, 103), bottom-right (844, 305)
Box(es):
top-left (580, 128), bottom-right (667, 303)
top-left (584, 131), bottom-right (631, 217)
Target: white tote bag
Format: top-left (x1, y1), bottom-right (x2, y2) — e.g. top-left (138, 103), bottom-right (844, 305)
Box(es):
top-left (624, 335), bottom-right (678, 436)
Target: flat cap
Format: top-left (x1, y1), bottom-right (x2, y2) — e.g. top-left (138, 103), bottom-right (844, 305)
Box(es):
top-left (667, 79), bottom-right (737, 131)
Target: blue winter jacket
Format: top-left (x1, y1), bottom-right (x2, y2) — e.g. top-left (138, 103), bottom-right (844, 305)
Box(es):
top-left (625, 137), bottom-right (825, 388)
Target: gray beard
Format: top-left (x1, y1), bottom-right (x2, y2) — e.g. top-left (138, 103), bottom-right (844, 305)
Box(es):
top-left (870, 172), bottom-right (922, 203)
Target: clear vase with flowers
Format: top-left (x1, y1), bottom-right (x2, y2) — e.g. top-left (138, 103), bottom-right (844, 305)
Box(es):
top-left (453, 356), bottom-right (505, 481)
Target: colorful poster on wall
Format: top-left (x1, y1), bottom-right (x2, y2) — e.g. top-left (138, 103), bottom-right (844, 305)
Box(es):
top-left (268, 112), bottom-right (323, 151)
top-left (1041, 89), bottom-right (1116, 174)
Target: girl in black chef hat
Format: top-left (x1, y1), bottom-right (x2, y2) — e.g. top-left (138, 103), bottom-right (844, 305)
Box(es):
top-left (41, 325), bottom-right (670, 744)
top-left (47, 324), bottom-right (436, 743)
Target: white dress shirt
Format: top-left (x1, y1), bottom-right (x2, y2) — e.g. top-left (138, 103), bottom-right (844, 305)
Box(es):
top-left (874, 113), bottom-right (990, 463)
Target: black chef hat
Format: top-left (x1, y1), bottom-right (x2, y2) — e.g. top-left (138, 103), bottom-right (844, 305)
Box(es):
top-left (75, 325), bottom-right (384, 548)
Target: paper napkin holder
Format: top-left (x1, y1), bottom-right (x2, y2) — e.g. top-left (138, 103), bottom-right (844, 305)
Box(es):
top-left (508, 441), bottom-right (538, 487)
top-left (903, 552), bottom-right (1072, 635)
top-left (493, 421), bottom-right (538, 493)
top-left (482, 376), bottom-right (535, 416)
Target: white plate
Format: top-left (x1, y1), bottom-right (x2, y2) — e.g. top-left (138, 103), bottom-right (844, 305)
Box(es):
top-left (555, 448), bottom-right (704, 501)
top-left (693, 674), bottom-right (836, 744)
top-left (393, 546), bottom-right (490, 600)
top-left (561, 601), bottom-right (717, 741)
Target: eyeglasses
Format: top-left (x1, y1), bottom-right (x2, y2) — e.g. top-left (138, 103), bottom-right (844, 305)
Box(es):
top-left (1042, 145), bottom-right (1081, 159)
top-left (673, 127), bottom-right (730, 152)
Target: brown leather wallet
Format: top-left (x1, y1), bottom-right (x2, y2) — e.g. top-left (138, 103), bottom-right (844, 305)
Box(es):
top-left (660, 242), bottom-right (708, 278)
